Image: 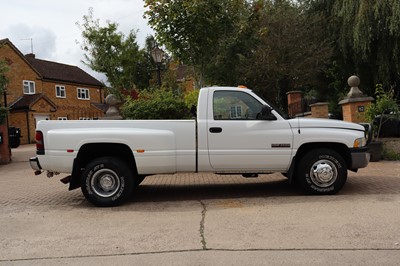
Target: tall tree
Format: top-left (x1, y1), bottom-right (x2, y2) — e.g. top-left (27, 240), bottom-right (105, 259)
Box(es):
top-left (240, 0), bottom-right (333, 108)
top-left (310, 0), bottom-right (400, 96)
top-left (77, 8), bottom-right (152, 96)
top-left (144, 0), bottom-right (255, 87)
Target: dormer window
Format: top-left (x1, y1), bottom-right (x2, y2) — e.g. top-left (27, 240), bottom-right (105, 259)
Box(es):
top-left (23, 80), bottom-right (35, 94)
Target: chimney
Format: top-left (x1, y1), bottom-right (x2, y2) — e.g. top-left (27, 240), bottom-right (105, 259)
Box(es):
top-left (25, 53), bottom-right (35, 59)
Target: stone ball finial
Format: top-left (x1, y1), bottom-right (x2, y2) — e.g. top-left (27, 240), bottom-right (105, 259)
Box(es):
top-left (102, 94), bottom-right (122, 120)
top-left (105, 94), bottom-right (121, 106)
top-left (346, 75), bottom-right (363, 98)
top-left (347, 75), bottom-right (360, 88)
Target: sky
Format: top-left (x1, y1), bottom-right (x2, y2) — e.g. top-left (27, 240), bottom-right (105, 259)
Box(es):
top-left (0, 0), bottom-right (154, 83)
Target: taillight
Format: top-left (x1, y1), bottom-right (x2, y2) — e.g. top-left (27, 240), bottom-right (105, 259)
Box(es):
top-left (36, 131), bottom-right (45, 155)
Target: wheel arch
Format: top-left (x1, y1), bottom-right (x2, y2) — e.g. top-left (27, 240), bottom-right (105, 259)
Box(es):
top-left (69, 143), bottom-right (137, 190)
top-left (288, 142), bottom-right (351, 183)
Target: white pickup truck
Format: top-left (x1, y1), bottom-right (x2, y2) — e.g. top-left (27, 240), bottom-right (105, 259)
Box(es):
top-left (30, 87), bottom-right (370, 206)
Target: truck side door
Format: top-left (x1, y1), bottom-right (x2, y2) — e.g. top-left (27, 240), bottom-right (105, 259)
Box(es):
top-left (207, 90), bottom-right (293, 171)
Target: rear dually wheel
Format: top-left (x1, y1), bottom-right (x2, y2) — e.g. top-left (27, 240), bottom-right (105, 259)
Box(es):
top-left (81, 156), bottom-right (134, 207)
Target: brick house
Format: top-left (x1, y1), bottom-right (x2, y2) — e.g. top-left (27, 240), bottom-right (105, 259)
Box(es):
top-left (0, 38), bottom-right (106, 144)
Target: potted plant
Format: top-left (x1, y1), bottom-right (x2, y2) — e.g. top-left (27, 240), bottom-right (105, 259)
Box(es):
top-left (365, 84), bottom-right (400, 161)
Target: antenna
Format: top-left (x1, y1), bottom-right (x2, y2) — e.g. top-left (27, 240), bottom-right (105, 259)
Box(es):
top-left (21, 38), bottom-right (34, 54)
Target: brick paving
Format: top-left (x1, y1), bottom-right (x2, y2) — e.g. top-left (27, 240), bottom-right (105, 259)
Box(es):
top-left (0, 144), bottom-right (399, 207)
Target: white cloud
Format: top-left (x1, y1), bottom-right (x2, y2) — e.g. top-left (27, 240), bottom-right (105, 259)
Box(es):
top-left (1, 24), bottom-right (57, 59)
top-left (0, 0), bottom-right (154, 84)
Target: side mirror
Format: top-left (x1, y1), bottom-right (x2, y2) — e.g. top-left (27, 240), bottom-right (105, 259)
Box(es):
top-left (258, 105), bottom-right (277, 120)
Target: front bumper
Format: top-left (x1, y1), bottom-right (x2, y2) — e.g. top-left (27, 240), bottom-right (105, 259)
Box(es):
top-left (350, 147), bottom-right (370, 169)
top-left (30, 157), bottom-right (42, 171)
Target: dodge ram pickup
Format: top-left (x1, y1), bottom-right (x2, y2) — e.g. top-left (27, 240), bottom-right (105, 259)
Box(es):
top-left (30, 86), bottom-right (370, 206)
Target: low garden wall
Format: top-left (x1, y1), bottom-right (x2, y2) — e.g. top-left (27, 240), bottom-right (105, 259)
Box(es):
top-left (381, 138), bottom-right (400, 160)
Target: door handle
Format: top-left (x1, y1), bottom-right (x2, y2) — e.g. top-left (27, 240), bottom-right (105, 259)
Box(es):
top-left (209, 127), bottom-right (222, 133)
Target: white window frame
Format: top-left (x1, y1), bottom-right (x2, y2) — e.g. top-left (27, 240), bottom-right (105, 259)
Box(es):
top-left (23, 80), bottom-right (35, 94)
top-left (77, 88), bottom-right (90, 100)
top-left (55, 85), bottom-right (66, 98)
top-left (230, 105), bottom-right (242, 119)
top-left (57, 117), bottom-right (68, 120)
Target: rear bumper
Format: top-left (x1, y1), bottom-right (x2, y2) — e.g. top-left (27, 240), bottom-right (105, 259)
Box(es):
top-left (350, 147), bottom-right (370, 169)
top-left (30, 157), bottom-right (42, 171)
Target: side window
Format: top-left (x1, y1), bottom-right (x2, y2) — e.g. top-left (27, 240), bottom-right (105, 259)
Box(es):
top-left (213, 91), bottom-right (263, 120)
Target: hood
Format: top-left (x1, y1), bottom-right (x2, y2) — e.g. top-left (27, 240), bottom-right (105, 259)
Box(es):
top-left (288, 118), bottom-right (365, 132)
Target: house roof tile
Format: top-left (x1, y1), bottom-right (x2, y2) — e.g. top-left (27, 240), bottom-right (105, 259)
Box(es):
top-left (10, 94), bottom-right (57, 111)
top-left (25, 55), bottom-right (103, 87)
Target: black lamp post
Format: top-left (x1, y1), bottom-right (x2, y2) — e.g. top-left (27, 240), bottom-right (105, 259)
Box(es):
top-left (151, 47), bottom-right (164, 87)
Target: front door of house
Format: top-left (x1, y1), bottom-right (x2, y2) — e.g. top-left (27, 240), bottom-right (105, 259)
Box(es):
top-left (34, 114), bottom-right (50, 127)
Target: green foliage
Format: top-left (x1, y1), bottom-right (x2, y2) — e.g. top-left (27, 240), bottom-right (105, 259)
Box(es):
top-left (241, 0), bottom-right (332, 107)
top-left (382, 148), bottom-right (400, 161)
top-left (365, 84), bottom-right (400, 139)
top-left (121, 89), bottom-right (189, 119)
top-left (184, 89), bottom-right (200, 109)
top-left (310, 0), bottom-right (400, 94)
top-left (144, 0), bottom-right (255, 87)
top-left (77, 8), bottom-right (152, 96)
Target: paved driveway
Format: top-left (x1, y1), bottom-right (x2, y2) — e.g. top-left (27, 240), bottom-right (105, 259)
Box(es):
top-left (0, 145), bottom-right (400, 265)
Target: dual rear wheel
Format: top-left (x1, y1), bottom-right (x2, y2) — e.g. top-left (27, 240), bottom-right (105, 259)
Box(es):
top-left (81, 157), bottom-right (135, 207)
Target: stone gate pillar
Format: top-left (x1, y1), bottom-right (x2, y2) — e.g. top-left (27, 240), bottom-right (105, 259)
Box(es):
top-left (339, 76), bottom-right (373, 123)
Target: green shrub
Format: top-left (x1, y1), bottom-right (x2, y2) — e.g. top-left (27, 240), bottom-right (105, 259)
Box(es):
top-left (184, 89), bottom-right (200, 109)
top-left (365, 84), bottom-right (400, 139)
top-left (121, 89), bottom-right (190, 119)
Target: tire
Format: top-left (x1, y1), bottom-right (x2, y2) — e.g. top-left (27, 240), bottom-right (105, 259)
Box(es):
top-left (81, 157), bottom-right (134, 207)
top-left (297, 149), bottom-right (347, 195)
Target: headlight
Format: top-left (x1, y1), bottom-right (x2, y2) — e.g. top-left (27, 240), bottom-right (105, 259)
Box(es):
top-left (353, 137), bottom-right (366, 148)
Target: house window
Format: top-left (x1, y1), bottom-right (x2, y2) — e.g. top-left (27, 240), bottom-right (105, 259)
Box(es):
top-left (230, 106), bottom-right (243, 119)
top-left (213, 91), bottom-right (263, 120)
top-left (58, 117), bottom-right (68, 120)
top-left (23, 80), bottom-right (35, 94)
top-left (77, 88), bottom-right (90, 100)
top-left (56, 85), bottom-right (66, 98)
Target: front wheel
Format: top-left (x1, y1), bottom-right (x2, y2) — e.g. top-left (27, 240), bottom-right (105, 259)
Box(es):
top-left (297, 149), bottom-right (347, 195)
top-left (81, 157), bottom-right (134, 207)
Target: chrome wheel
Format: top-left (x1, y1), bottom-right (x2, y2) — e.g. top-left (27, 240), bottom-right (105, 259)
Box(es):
top-left (91, 169), bottom-right (121, 198)
top-left (310, 159), bottom-right (337, 187)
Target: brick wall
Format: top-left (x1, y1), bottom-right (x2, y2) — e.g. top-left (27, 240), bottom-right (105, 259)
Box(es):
top-left (287, 91), bottom-right (303, 117)
top-left (1, 41), bottom-right (105, 144)
top-left (341, 101), bottom-right (372, 123)
top-left (0, 123), bottom-right (11, 163)
top-left (1, 44), bottom-right (40, 104)
top-left (310, 102), bottom-right (329, 118)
